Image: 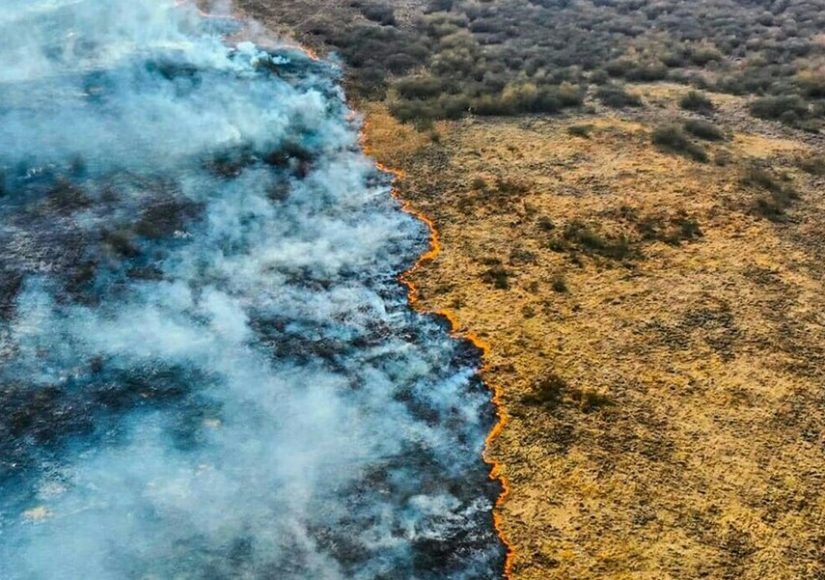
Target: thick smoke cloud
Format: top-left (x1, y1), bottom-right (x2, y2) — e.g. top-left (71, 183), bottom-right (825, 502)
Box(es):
top-left (0, 0), bottom-right (503, 578)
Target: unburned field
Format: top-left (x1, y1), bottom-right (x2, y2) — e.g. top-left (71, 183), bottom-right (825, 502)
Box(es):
top-left (361, 86), bottom-right (825, 577)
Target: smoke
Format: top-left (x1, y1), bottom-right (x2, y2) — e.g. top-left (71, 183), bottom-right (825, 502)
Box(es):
top-left (0, 1), bottom-right (503, 578)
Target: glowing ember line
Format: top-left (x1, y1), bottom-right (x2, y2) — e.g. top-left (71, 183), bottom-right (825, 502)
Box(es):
top-left (362, 127), bottom-right (515, 579)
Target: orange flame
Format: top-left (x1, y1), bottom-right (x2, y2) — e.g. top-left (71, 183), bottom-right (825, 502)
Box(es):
top-left (361, 125), bottom-right (515, 578)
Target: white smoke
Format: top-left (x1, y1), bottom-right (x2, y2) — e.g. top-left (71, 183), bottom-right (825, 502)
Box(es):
top-left (0, 0), bottom-right (502, 578)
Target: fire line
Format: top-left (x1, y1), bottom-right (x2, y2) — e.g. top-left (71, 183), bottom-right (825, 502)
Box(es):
top-left (361, 124), bottom-right (516, 579)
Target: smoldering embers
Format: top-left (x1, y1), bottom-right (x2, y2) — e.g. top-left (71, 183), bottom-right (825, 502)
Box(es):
top-left (0, 1), bottom-right (503, 578)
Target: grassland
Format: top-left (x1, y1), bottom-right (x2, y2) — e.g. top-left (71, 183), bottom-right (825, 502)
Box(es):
top-left (239, 1), bottom-right (825, 577)
top-left (361, 91), bottom-right (825, 577)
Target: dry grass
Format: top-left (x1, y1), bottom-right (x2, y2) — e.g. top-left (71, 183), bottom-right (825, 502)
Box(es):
top-left (364, 93), bottom-right (825, 578)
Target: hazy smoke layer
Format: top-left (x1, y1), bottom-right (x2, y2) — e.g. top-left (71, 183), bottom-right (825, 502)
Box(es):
top-left (0, 1), bottom-right (503, 578)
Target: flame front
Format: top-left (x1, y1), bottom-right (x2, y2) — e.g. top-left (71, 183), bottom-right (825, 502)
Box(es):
top-left (361, 124), bottom-right (515, 578)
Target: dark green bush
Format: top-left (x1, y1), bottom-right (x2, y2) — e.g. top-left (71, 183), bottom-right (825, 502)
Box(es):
top-left (740, 165), bottom-right (799, 221)
top-left (389, 99), bottom-right (437, 125)
top-left (683, 119), bottom-right (725, 141)
top-left (651, 125), bottom-right (708, 162)
top-left (567, 124), bottom-right (593, 138)
top-left (797, 73), bottom-right (825, 99)
top-left (740, 166), bottom-right (786, 193)
top-left (797, 154), bottom-right (825, 176)
top-left (537, 216), bottom-right (556, 231)
top-left (606, 59), bottom-right (667, 82)
top-left (494, 176), bottom-right (529, 195)
top-left (395, 76), bottom-right (443, 100)
top-left (273, 0), bottom-right (825, 129)
top-left (595, 85), bottom-right (642, 108)
top-left (749, 95), bottom-right (809, 122)
top-left (562, 221), bottom-right (638, 260)
top-left (551, 275), bottom-right (568, 293)
top-left (471, 83), bottom-right (582, 116)
top-left (688, 46), bottom-right (723, 66)
top-left (524, 372), bottom-right (567, 407)
top-left (360, 3), bottom-right (396, 25)
top-left (674, 216), bottom-right (703, 241)
top-left (481, 264), bottom-right (511, 289)
top-left (679, 90), bottom-right (715, 113)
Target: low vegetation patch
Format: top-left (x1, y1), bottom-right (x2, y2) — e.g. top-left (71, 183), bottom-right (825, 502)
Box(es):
top-left (595, 85), bottom-right (642, 109)
top-left (536, 216), bottom-right (556, 232)
top-left (652, 125), bottom-right (708, 163)
top-left (636, 213), bottom-right (703, 246)
top-left (740, 165), bottom-right (799, 221)
top-left (679, 91), bottom-right (715, 113)
top-left (749, 96), bottom-right (811, 128)
top-left (552, 220), bottom-right (639, 261)
top-left (551, 275), bottom-right (568, 293)
top-left (567, 124), bottom-right (594, 139)
top-left (523, 372), bottom-right (567, 407)
top-left (523, 372), bottom-right (613, 413)
top-left (683, 119), bottom-right (725, 141)
top-left (797, 154), bottom-right (825, 176)
top-left (265, 0), bottom-right (825, 130)
top-left (480, 259), bottom-right (511, 289)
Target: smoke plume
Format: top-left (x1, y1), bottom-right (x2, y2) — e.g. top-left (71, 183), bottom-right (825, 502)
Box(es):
top-left (0, 1), bottom-right (503, 578)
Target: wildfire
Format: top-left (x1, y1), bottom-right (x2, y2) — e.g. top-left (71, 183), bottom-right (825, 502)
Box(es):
top-left (168, 6), bottom-right (507, 566)
top-left (361, 124), bottom-right (515, 578)
top-left (173, 0), bottom-right (321, 60)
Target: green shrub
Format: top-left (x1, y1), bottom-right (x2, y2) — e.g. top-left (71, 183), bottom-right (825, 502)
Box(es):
top-left (796, 73), bottom-right (825, 99)
top-left (562, 221), bottom-right (637, 260)
top-left (360, 3), bottom-right (396, 26)
top-left (662, 215), bottom-right (703, 245)
top-left (471, 175), bottom-right (488, 190)
top-left (510, 248), bottom-right (538, 264)
top-left (481, 264), bottom-right (511, 289)
top-left (740, 166), bottom-right (787, 193)
top-left (749, 95), bottom-right (809, 123)
top-left (589, 69), bottom-right (609, 85)
top-left (395, 76), bottom-right (443, 100)
top-left (537, 216), bottom-right (556, 232)
top-left (714, 149), bottom-right (733, 166)
top-left (276, 0), bottom-right (825, 133)
top-left (679, 90), bottom-right (715, 113)
top-left (388, 98), bottom-right (443, 128)
top-left (595, 84), bottom-right (642, 108)
top-left (651, 125), bottom-right (708, 162)
top-left (688, 45), bottom-right (722, 66)
top-left (740, 165), bottom-right (799, 221)
top-left (674, 216), bottom-right (703, 241)
top-left (524, 372), bottom-right (567, 407)
top-left (606, 58), bottom-right (667, 82)
top-left (494, 176), bottom-right (529, 195)
top-left (683, 119), bottom-right (725, 141)
top-left (471, 82), bottom-right (584, 117)
top-left (567, 124), bottom-right (594, 138)
top-left (551, 275), bottom-right (568, 293)
top-left (797, 154), bottom-right (825, 176)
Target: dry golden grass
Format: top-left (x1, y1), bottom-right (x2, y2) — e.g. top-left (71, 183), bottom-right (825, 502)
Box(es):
top-left (364, 94), bottom-right (825, 578)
